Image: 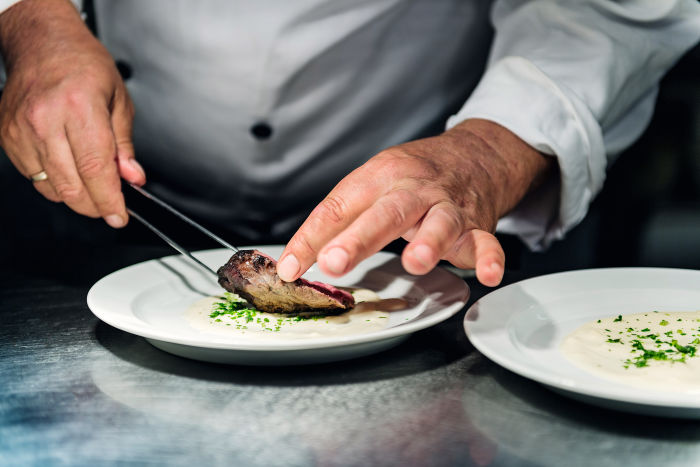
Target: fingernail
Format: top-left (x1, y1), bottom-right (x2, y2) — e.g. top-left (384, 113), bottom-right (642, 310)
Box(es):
top-left (411, 244), bottom-right (434, 268)
top-left (129, 159), bottom-right (145, 178)
top-left (488, 261), bottom-right (504, 283)
top-left (105, 214), bottom-right (126, 228)
top-left (322, 247), bottom-right (349, 275)
top-left (277, 254), bottom-right (300, 282)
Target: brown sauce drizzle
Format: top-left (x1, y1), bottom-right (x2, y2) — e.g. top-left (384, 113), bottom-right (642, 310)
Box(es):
top-left (352, 298), bottom-right (409, 313)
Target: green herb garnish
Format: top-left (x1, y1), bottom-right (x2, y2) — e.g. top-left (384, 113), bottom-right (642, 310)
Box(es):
top-left (209, 292), bottom-right (332, 331)
top-left (603, 312), bottom-right (699, 369)
top-left (210, 293), bottom-right (259, 321)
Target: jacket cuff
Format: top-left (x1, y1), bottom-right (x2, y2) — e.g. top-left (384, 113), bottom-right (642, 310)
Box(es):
top-left (446, 56), bottom-right (607, 251)
top-left (0, 0), bottom-right (21, 15)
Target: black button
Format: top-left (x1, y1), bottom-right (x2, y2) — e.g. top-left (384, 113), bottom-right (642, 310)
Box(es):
top-left (250, 122), bottom-right (273, 140)
top-left (115, 60), bottom-right (133, 80)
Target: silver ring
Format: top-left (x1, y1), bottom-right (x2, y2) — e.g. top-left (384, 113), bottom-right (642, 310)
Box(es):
top-left (29, 170), bottom-right (48, 182)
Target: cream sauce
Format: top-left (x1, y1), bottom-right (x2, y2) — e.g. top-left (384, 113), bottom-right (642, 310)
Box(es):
top-left (561, 310), bottom-right (700, 393)
top-left (184, 288), bottom-right (408, 340)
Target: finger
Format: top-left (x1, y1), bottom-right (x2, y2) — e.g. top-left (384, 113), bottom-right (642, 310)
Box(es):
top-left (277, 167), bottom-right (384, 281)
top-left (0, 114), bottom-right (63, 202)
top-left (42, 133), bottom-right (100, 217)
top-left (65, 104), bottom-right (127, 228)
top-left (446, 229), bottom-right (505, 286)
top-left (316, 188), bottom-right (427, 277)
top-left (1, 121), bottom-right (41, 176)
top-left (401, 201), bottom-right (463, 275)
top-left (32, 177), bottom-right (61, 202)
top-left (111, 89), bottom-right (145, 185)
top-left (5, 142), bottom-right (62, 202)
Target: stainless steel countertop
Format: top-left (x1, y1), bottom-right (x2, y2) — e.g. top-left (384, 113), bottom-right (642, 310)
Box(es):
top-left (2, 244), bottom-right (700, 467)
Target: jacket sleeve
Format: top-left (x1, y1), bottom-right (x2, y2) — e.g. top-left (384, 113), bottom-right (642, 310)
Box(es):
top-left (0, 0), bottom-right (21, 14)
top-left (447, 0), bottom-right (700, 251)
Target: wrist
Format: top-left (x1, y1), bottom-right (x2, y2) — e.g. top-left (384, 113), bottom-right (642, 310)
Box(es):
top-left (445, 118), bottom-right (555, 218)
top-left (0, 0), bottom-right (91, 72)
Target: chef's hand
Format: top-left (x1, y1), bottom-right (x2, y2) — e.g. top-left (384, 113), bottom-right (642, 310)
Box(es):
top-left (278, 119), bottom-right (553, 287)
top-left (0, 0), bottom-right (144, 228)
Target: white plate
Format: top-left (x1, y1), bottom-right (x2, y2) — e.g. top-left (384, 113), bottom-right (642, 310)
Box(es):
top-left (88, 246), bottom-right (469, 365)
top-left (464, 267), bottom-right (700, 418)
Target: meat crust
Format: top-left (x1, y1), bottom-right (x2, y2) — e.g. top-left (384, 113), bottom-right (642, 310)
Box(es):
top-left (217, 249), bottom-right (355, 316)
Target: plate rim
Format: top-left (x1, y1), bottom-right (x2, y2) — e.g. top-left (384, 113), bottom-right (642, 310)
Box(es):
top-left (87, 246), bottom-right (470, 352)
top-left (463, 267), bottom-right (700, 410)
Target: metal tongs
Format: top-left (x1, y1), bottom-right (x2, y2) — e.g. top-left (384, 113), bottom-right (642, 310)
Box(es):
top-left (126, 183), bottom-right (237, 276)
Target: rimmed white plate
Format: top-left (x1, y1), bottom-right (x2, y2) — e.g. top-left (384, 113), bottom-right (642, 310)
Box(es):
top-left (464, 267), bottom-right (700, 418)
top-left (88, 246), bottom-right (469, 365)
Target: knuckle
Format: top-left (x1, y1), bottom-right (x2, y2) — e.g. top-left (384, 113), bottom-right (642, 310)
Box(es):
top-left (24, 100), bottom-right (50, 136)
top-left (373, 147), bottom-right (437, 180)
top-left (341, 232), bottom-right (368, 256)
top-left (63, 86), bottom-right (90, 111)
top-left (315, 195), bottom-right (349, 225)
top-left (75, 152), bottom-right (111, 178)
top-left (375, 147), bottom-right (404, 161)
top-left (287, 231), bottom-right (317, 259)
top-left (0, 121), bottom-right (19, 145)
top-left (371, 150), bottom-right (404, 176)
top-left (379, 197), bottom-right (407, 227)
top-left (115, 138), bottom-right (134, 151)
top-left (380, 189), bottom-right (422, 227)
top-left (54, 182), bottom-right (84, 203)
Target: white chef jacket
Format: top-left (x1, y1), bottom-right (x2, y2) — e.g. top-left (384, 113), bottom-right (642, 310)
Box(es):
top-left (1, 0), bottom-right (699, 247)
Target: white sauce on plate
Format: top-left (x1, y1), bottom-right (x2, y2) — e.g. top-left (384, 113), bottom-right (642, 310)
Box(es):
top-left (185, 288), bottom-right (405, 340)
top-left (561, 311), bottom-right (700, 393)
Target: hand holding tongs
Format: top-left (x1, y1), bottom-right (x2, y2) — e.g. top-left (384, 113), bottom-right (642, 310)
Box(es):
top-left (126, 183), bottom-right (237, 276)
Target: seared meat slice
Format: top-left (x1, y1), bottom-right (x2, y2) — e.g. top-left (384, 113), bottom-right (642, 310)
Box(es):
top-left (217, 249), bottom-right (355, 316)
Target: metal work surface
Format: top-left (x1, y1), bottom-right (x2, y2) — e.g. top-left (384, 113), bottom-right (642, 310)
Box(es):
top-left (2, 244), bottom-right (699, 466)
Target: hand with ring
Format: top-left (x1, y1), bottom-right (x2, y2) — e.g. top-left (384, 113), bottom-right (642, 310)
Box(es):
top-left (0, 0), bottom-right (145, 228)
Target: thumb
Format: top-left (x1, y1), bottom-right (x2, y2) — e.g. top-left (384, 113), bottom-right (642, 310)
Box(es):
top-left (111, 89), bottom-right (145, 185)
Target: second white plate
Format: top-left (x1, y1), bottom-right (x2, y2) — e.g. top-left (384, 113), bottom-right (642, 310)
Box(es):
top-left (464, 267), bottom-right (700, 418)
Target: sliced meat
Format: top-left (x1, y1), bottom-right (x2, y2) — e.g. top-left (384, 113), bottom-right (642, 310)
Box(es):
top-left (217, 249), bottom-right (355, 316)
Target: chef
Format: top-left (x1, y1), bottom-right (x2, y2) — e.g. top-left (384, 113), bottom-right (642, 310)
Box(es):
top-left (0, 0), bottom-right (699, 286)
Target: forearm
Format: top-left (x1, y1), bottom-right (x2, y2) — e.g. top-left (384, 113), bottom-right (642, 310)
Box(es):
top-left (0, 0), bottom-right (90, 73)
